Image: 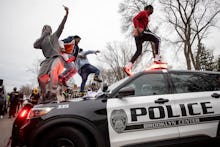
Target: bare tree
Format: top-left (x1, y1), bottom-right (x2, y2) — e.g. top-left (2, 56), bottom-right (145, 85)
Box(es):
top-left (20, 84), bottom-right (33, 97)
top-left (97, 68), bottom-right (116, 85)
top-left (26, 58), bottom-right (43, 86)
top-left (27, 58), bottom-right (42, 75)
top-left (216, 56), bottom-right (220, 72)
top-left (119, 0), bottom-right (220, 70)
top-left (98, 42), bottom-right (133, 81)
top-left (159, 0), bottom-right (220, 69)
top-left (98, 40), bottom-right (156, 83)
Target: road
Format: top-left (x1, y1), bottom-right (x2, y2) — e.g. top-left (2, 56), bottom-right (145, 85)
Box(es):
top-left (0, 116), bottom-right (14, 147)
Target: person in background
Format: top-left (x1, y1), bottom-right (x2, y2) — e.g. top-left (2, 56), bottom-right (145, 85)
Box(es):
top-left (33, 6), bottom-right (69, 102)
top-left (4, 93), bottom-right (10, 115)
top-left (86, 82), bottom-right (98, 97)
top-left (30, 88), bottom-right (40, 105)
top-left (0, 88), bottom-right (6, 119)
top-left (124, 5), bottom-right (161, 76)
top-left (9, 87), bottom-right (19, 118)
top-left (17, 91), bottom-right (24, 112)
top-left (76, 48), bottom-right (102, 95)
top-left (59, 35), bottom-right (81, 87)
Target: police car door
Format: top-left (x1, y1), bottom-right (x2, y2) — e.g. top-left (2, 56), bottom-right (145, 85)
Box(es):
top-left (107, 72), bottom-right (180, 147)
top-left (170, 71), bottom-right (220, 139)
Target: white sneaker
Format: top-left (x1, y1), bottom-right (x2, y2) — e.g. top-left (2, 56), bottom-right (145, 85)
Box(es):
top-left (0, 115), bottom-right (3, 119)
top-left (123, 62), bottom-right (133, 76)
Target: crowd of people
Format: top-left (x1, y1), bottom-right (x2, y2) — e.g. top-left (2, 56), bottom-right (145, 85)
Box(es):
top-left (0, 86), bottom-right (43, 119)
top-left (0, 81), bottom-right (101, 120)
top-left (0, 87), bottom-right (24, 119)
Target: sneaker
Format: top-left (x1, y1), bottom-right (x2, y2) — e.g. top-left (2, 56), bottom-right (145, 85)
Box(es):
top-left (154, 54), bottom-right (161, 64)
top-left (123, 62), bottom-right (133, 76)
top-left (0, 115), bottom-right (3, 119)
top-left (94, 76), bottom-right (102, 82)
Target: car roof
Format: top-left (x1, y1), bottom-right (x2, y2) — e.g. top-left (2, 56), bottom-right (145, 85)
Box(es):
top-left (167, 69), bottom-right (220, 74)
top-left (142, 68), bottom-right (220, 75)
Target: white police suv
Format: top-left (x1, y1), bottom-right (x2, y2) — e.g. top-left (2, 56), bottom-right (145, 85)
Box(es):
top-left (11, 66), bottom-right (220, 147)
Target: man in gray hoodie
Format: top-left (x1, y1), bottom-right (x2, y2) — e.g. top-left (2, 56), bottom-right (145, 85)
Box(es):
top-left (76, 49), bottom-right (102, 94)
top-left (33, 6), bottom-right (69, 102)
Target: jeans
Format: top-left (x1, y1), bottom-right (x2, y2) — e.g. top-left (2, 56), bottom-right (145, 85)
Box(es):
top-left (79, 64), bottom-right (100, 92)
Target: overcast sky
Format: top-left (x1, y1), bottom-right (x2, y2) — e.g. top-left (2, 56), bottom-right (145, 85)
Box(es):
top-left (0, 0), bottom-right (220, 92)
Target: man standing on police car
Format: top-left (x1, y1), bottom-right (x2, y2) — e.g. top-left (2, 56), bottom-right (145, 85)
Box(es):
top-left (124, 5), bottom-right (161, 76)
top-left (33, 6), bottom-right (69, 102)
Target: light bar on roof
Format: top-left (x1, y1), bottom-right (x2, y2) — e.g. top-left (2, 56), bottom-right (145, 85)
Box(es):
top-left (145, 62), bottom-right (168, 71)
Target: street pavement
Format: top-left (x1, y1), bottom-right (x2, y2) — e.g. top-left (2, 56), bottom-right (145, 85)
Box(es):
top-left (0, 115), bottom-right (14, 147)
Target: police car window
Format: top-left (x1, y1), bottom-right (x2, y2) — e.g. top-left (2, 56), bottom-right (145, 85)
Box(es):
top-left (108, 77), bottom-right (129, 93)
top-left (121, 73), bottom-right (168, 97)
top-left (170, 72), bottom-right (220, 93)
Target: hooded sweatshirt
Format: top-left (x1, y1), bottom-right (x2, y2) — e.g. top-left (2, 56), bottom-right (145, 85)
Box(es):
top-left (33, 15), bottom-right (68, 76)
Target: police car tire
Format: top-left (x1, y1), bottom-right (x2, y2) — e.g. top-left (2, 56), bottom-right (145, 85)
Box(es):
top-left (38, 126), bottom-right (91, 147)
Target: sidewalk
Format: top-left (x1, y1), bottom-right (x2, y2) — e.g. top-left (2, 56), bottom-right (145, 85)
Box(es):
top-left (0, 115), bottom-right (15, 147)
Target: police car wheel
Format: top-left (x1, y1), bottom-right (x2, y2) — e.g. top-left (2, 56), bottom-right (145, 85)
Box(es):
top-left (38, 126), bottom-right (90, 147)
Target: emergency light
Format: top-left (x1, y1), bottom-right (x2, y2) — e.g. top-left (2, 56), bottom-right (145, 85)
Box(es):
top-left (145, 62), bottom-right (168, 71)
top-left (19, 109), bottom-right (29, 118)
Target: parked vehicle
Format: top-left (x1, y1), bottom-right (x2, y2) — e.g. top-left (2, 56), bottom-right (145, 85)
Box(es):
top-left (11, 64), bottom-right (220, 147)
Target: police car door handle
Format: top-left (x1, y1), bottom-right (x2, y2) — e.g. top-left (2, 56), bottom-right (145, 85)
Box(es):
top-left (211, 93), bottom-right (220, 98)
top-left (154, 98), bottom-right (169, 104)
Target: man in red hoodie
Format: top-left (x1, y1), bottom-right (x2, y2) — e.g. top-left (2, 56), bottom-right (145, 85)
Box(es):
top-left (124, 5), bottom-right (161, 76)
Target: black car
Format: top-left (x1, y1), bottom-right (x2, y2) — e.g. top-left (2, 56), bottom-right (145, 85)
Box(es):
top-left (11, 67), bottom-right (220, 147)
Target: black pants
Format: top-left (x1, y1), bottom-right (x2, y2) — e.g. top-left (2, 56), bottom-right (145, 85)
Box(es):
top-left (79, 64), bottom-right (100, 92)
top-left (0, 104), bottom-right (4, 116)
top-left (9, 102), bottom-right (17, 117)
top-left (130, 30), bottom-right (160, 63)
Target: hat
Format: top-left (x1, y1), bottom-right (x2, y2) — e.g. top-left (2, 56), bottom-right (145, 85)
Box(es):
top-left (33, 88), bottom-right (38, 94)
top-left (73, 35), bottom-right (81, 39)
top-left (62, 36), bottom-right (74, 43)
top-left (62, 35), bottom-right (81, 43)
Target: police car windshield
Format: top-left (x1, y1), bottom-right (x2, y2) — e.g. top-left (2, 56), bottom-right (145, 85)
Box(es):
top-left (107, 77), bottom-right (129, 93)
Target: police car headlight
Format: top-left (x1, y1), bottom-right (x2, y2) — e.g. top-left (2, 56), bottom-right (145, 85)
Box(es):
top-left (27, 107), bottom-right (54, 119)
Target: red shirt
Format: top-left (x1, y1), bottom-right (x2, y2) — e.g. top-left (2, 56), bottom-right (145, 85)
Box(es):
top-left (133, 10), bottom-right (151, 30)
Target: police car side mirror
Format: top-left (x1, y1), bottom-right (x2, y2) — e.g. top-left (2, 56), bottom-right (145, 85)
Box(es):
top-left (118, 87), bottom-right (135, 98)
